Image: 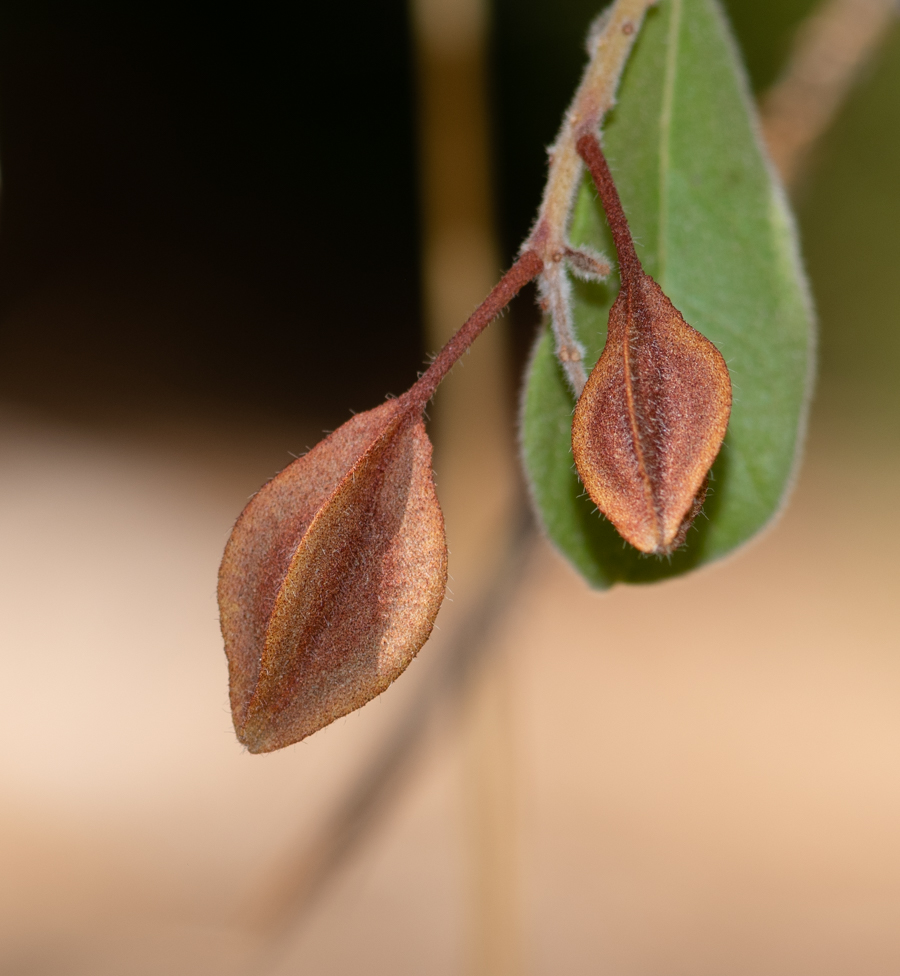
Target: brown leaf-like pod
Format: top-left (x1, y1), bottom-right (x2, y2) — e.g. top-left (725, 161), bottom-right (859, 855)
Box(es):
top-left (572, 272), bottom-right (731, 554)
top-left (572, 132), bottom-right (732, 555)
top-left (218, 398), bottom-right (447, 753)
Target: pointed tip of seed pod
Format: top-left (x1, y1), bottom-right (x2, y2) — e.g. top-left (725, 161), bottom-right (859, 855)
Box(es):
top-left (572, 273), bottom-right (731, 556)
top-left (218, 398), bottom-right (447, 752)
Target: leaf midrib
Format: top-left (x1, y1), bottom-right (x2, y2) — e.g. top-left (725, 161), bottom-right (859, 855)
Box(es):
top-left (658, 0), bottom-right (683, 284)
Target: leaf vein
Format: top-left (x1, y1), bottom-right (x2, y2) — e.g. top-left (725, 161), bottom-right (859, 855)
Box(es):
top-left (658, 0), bottom-right (682, 282)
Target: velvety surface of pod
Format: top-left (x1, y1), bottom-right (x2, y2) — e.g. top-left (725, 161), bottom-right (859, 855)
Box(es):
top-left (572, 272), bottom-right (732, 555)
top-left (218, 398), bottom-right (447, 753)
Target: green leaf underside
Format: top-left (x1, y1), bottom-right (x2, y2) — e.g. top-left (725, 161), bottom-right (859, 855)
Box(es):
top-left (521, 0), bottom-right (813, 588)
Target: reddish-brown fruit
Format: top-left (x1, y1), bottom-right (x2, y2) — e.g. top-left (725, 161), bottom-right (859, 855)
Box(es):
top-left (572, 273), bottom-right (731, 553)
top-left (218, 398), bottom-right (447, 753)
top-left (572, 132), bottom-right (732, 555)
top-left (217, 252), bottom-right (540, 753)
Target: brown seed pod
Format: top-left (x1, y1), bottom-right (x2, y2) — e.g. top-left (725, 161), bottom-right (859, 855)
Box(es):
top-left (572, 132), bottom-right (732, 555)
top-left (218, 398), bottom-right (447, 753)
top-left (217, 251), bottom-right (540, 753)
top-left (572, 272), bottom-right (731, 553)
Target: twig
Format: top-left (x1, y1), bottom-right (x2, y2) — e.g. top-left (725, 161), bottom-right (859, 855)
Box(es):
top-left (408, 251), bottom-right (543, 410)
top-left (760, 0), bottom-right (899, 187)
top-left (526, 0), bottom-right (657, 394)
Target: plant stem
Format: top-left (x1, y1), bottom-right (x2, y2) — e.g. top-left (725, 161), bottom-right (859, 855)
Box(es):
top-left (410, 0), bottom-right (656, 406)
top-left (576, 132), bottom-right (643, 287)
top-left (407, 250), bottom-right (543, 411)
top-left (527, 0), bottom-right (655, 259)
top-left (524, 0), bottom-right (656, 393)
top-left (405, 0), bottom-right (657, 410)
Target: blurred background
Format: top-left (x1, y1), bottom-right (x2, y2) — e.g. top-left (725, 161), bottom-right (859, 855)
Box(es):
top-left (0, 0), bottom-right (898, 973)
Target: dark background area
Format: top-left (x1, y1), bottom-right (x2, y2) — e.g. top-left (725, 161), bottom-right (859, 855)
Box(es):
top-left (0, 0), bottom-right (896, 433)
top-left (0, 0), bottom-right (423, 423)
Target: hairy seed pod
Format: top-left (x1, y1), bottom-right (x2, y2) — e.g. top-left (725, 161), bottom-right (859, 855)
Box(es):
top-left (572, 272), bottom-right (731, 553)
top-left (218, 398), bottom-right (447, 753)
top-left (573, 132), bottom-right (732, 555)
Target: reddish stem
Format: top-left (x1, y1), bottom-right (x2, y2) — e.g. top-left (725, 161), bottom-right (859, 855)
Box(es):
top-left (406, 250), bottom-right (544, 412)
top-left (576, 132), bottom-right (643, 287)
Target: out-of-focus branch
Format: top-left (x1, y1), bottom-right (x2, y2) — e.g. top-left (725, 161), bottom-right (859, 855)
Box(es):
top-left (241, 4), bottom-right (527, 967)
top-left (411, 1), bottom-right (527, 972)
top-left (241, 510), bottom-right (539, 975)
top-left (761, 0), bottom-right (899, 187)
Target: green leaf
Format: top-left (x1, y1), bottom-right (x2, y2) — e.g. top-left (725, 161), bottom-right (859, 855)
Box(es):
top-left (520, 0), bottom-right (814, 588)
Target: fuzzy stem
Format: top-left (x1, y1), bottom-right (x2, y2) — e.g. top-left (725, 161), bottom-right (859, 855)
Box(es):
top-left (525, 0), bottom-right (656, 261)
top-left (576, 132), bottom-right (643, 287)
top-left (540, 261), bottom-right (588, 392)
top-left (523, 0), bottom-right (656, 391)
top-left (407, 250), bottom-right (543, 411)
top-left (407, 0), bottom-right (655, 409)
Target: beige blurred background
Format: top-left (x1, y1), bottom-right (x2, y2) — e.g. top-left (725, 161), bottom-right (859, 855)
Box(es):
top-left (1, 0), bottom-right (899, 974)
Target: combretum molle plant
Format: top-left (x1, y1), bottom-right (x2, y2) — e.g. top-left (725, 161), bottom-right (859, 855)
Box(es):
top-left (217, 0), bottom-right (814, 754)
